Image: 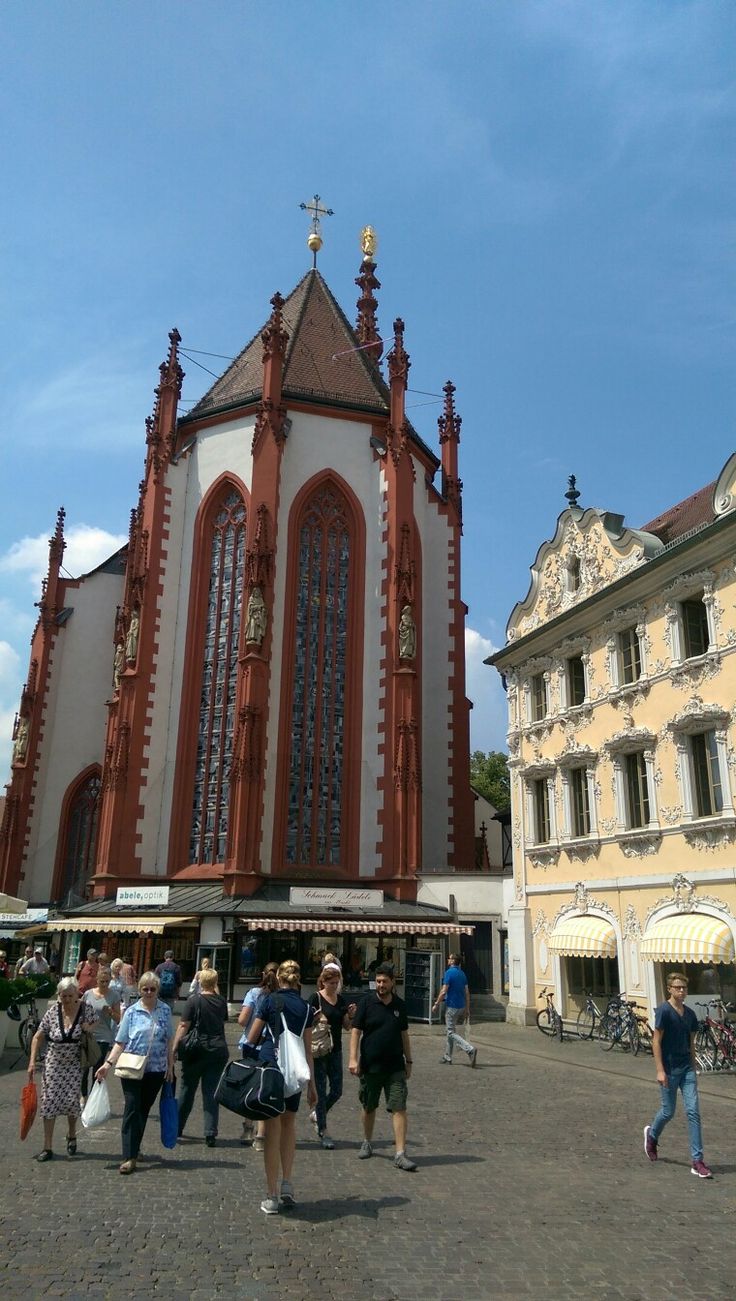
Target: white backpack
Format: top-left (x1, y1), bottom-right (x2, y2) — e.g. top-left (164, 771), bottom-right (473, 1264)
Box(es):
top-left (276, 1005), bottom-right (311, 1098)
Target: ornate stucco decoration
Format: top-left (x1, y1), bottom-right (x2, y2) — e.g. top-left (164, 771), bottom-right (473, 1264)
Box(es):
top-left (555, 743), bottom-right (597, 768)
top-left (670, 653), bottom-right (722, 690)
top-left (662, 568), bottom-right (716, 605)
top-left (532, 910), bottom-right (549, 937)
top-left (507, 506), bottom-right (663, 641)
top-left (666, 696), bottom-right (730, 737)
top-left (618, 831), bottom-right (661, 858)
top-left (564, 839), bottom-right (601, 863)
top-left (551, 882), bottom-right (616, 930)
top-left (623, 905), bottom-right (642, 940)
top-left (604, 727), bottom-right (657, 756)
top-left (713, 452), bottom-right (736, 517)
top-left (682, 819), bottom-right (736, 851)
top-left (645, 873), bottom-right (734, 926)
top-left (528, 847), bottom-right (559, 869)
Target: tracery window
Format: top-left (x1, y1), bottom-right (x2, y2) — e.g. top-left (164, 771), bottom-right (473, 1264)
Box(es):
top-left (189, 490), bottom-right (246, 864)
top-left (59, 773), bottom-right (100, 903)
top-left (286, 483), bottom-right (352, 867)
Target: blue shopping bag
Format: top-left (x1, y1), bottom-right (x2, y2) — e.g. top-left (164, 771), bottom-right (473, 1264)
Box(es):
top-left (159, 1079), bottom-right (179, 1149)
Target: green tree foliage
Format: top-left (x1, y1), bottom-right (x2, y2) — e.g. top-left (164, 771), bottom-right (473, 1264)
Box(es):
top-left (470, 750), bottom-right (510, 813)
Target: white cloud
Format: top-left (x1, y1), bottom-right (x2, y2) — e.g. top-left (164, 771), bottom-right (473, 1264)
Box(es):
top-left (0, 524), bottom-right (127, 591)
top-left (465, 626), bottom-right (508, 754)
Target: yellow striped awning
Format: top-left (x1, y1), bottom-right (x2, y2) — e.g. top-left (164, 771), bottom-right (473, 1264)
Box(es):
top-left (641, 914), bottom-right (735, 964)
top-left (548, 915), bottom-right (617, 959)
top-left (52, 915), bottom-right (197, 935)
top-left (242, 917), bottom-right (474, 936)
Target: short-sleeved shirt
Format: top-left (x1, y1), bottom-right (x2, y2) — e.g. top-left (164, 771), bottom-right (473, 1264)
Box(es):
top-left (83, 988), bottom-right (121, 1043)
top-left (182, 992), bottom-right (229, 1054)
top-left (251, 990), bottom-right (316, 1066)
top-left (654, 1000), bottom-right (698, 1073)
top-left (352, 992), bottom-right (409, 1074)
top-left (238, 985), bottom-right (264, 1049)
top-left (310, 991), bottom-right (349, 1053)
top-left (442, 966), bottom-right (468, 1009)
top-left (76, 961), bottom-right (99, 994)
top-left (116, 1000), bottom-right (173, 1073)
top-left (155, 960), bottom-right (182, 997)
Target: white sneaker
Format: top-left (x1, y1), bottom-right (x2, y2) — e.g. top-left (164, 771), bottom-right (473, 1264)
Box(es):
top-left (260, 1197), bottom-right (279, 1215)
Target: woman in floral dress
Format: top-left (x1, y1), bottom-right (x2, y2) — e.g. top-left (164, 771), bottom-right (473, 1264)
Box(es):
top-left (27, 976), bottom-right (97, 1161)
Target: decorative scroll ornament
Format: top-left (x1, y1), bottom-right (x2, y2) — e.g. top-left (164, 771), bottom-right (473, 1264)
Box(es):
top-left (623, 905), bottom-right (642, 940)
top-left (551, 883), bottom-right (616, 931)
top-left (645, 874), bottom-right (734, 926)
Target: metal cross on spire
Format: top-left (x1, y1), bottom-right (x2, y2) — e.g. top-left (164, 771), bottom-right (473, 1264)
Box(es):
top-left (300, 193), bottom-right (334, 267)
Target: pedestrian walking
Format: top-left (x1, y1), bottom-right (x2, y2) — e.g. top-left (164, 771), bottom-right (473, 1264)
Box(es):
top-left (349, 962), bottom-right (417, 1172)
top-left (109, 958), bottom-right (126, 1005)
top-left (644, 971), bottom-right (712, 1178)
top-left (309, 962), bottom-right (354, 1149)
top-left (21, 948), bottom-right (51, 977)
top-left (81, 966), bottom-right (122, 1099)
top-left (95, 971), bottom-right (174, 1175)
top-left (237, 961), bottom-right (278, 1149)
top-left (154, 949), bottom-right (182, 1007)
top-left (75, 949), bottom-right (99, 994)
top-left (172, 967), bottom-right (229, 1147)
top-left (432, 953), bottom-right (478, 1067)
top-left (27, 977), bottom-right (97, 1161)
top-left (246, 959), bottom-right (317, 1214)
top-left (15, 946), bottom-right (33, 977)
top-left (120, 955), bottom-right (138, 1008)
top-left (189, 956), bottom-right (212, 995)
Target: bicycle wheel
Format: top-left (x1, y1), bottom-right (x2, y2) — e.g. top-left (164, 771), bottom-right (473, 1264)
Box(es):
top-left (576, 1007), bottom-right (595, 1039)
top-left (637, 1020), bottom-right (654, 1054)
top-left (627, 1018), bottom-right (641, 1056)
top-left (19, 1017), bottom-right (37, 1057)
top-left (602, 1020), bottom-right (622, 1051)
top-left (695, 1025), bottom-right (717, 1071)
top-left (536, 1007), bottom-right (556, 1037)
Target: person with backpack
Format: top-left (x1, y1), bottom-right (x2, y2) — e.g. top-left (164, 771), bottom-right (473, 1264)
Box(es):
top-left (246, 959), bottom-right (317, 1215)
top-left (154, 950), bottom-right (182, 1008)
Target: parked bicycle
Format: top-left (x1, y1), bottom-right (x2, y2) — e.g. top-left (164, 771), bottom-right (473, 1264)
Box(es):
top-left (536, 987), bottom-right (564, 1041)
top-left (601, 995), bottom-right (642, 1054)
top-left (9, 981), bottom-right (54, 1058)
top-left (576, 991), bottom-right (607, 1040)
top-left (695, 999), bottom-right (736, 1071)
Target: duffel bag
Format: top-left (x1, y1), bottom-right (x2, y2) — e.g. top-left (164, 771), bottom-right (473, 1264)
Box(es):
top-left (214, 1059), bottom-right (285, 1120)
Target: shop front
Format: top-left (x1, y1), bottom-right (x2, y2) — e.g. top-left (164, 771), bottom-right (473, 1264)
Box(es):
top-left (548, 914), bottom-right (620, 1017)
top-left (51, 915), bottom-right (198, 980)
top-left (641, 911), bottom-right (736, 1016)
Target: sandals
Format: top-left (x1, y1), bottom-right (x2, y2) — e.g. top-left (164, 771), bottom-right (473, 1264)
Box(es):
top-left (119, 1159), bottom-right (137, 1175)
top-left (35, 1149), bottom-right (54, 1162)
top-left (66, 1137), bottom-right (77, 1156)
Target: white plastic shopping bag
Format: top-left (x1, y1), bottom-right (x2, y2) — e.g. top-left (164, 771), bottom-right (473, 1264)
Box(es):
top-left (277, 1011), bottom-right (311, 1098)
top-left (81, 1078), bottom-right (112, 1129)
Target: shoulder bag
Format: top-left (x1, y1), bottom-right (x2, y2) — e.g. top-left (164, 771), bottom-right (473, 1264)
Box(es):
top-left (277, 1004), bottom-right (312, 1097)
top-left (310, 999), bottom-right (333, 1060)
top-left (115, 1008), bottom-right (158, 1080)
top-left (178, 995), bottom-right (202, 1063)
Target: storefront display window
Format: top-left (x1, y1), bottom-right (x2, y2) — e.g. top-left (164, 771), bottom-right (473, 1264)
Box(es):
top-left (565, 955), bottom-right (619, 999)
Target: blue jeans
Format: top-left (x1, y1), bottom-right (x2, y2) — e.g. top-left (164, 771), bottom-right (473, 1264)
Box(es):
top-left (650, 1065), bottom-right (703, 1161)
top-left (444, 1006), bottom-right (474, 1060)
top-left (314, 1047), bottom-right (343, 1134)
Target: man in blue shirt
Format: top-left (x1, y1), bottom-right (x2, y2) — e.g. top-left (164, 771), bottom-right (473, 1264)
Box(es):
top-left (432, 953), bottom-right (477, 1067)
top-left (644, 971), bottom-right (712, 1178)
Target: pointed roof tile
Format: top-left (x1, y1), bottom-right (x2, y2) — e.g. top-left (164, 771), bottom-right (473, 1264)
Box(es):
top-left (185, 270), bottom-right (390, 421)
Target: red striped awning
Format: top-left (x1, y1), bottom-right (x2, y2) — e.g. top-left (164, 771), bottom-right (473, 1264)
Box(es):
top-left (241, 917), bottom-right (473, 936)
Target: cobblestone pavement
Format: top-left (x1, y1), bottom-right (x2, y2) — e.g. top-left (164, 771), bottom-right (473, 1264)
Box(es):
top-left (1, 1019), bottom-right (735, 1300)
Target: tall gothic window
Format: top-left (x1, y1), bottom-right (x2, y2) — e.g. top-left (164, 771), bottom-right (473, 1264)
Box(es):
top-left (189, 489), bottom-right (246, 864)
top-left (59, 772), bottom-right (100, 903)
top-left (286, 484), bottom-right (352, 866)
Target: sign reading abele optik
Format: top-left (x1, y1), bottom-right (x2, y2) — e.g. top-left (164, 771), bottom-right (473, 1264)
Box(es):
top-left (115, 886), bottom-right (171, 907)
top-left (289, 886), bottom-right (384, 910)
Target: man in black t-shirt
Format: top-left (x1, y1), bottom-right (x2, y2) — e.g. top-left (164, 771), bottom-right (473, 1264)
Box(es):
top-left (349, 963), bottom-right (417, 1172)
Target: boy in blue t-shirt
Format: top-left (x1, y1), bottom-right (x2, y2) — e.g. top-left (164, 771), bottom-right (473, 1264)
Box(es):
top-left (432, 953), bottom-right (477, 1067)
top-left (644, 971), bottom-right (712, 1178)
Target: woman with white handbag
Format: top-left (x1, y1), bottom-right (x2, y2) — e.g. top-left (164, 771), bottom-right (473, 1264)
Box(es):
top-left (95, 971), bottom-right (174, 1174)
top-left (246, 960), bottom-right (317, 1215)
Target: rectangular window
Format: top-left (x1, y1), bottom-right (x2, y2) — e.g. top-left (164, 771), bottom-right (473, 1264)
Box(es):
top-left (571, 768), bottom-right (591, 838)
top-left (691, 731), bottom-right (723, 818)
top-left (530, 673), bottom-right (548, 722)
top-left (566, 955), bottom-right (620, 999)
top-left (625, 752), bottom-right (650, 828)
top-left (682, 597), bottom-right (709, 659)
top-left (618, 627), bottom-right (642, 684)
top-left (533, 778), bottom-right (551, 843)
top-left (567, 656), bottom-right (586, 707)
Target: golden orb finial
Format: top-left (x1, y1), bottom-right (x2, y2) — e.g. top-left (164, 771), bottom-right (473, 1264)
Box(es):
top-left (299, 193), bottom-right (334, 267)
top-left (361, 225), bottom-right (378, 262)
top-left (307, 229), bottom-right (323, 255)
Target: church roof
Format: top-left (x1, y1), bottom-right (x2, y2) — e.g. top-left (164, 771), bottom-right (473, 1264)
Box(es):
top-left (184, 269), bottom-right (391, 421)
top-left (640, 480), bottom-right (716, 547)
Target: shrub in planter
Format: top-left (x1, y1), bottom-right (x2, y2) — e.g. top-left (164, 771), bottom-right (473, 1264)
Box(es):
top-left (0, 974), bottom-right (56, 1011)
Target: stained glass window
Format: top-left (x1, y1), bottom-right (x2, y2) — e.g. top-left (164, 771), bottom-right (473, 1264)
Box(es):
top-left (286, 484), bottom-right (351, 866)
top-left (59, 773), bottom-right (100, 903)
top-left (189, 489), bottom-right (246, 864)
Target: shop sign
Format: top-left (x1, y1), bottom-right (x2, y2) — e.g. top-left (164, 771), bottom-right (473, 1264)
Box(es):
top-left (289, 887), bottom-right (384, 910)
top-left (0, 908), bottom-right (48, 925)
top-left (115, 886), bottom-right (170, 907)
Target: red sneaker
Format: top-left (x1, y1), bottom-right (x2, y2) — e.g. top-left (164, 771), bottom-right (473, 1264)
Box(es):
top-left (643, 1126), bottom-right (658, 1162)
top-left (690, 1159), bottom-right (713, 1179)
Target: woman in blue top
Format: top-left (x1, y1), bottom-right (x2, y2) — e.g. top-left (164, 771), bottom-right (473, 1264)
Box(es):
top-left (247, 959), bottom-right (317, 1215)
top-left (237, 961), bottom-right (278, 1149)
top-left (96, 971), bottom-right (174, 1174)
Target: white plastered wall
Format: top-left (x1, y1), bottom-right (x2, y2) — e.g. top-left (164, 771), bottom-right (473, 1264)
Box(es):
top-left (260, 410), bottom-right (385, 877)
top-left (144, 417), bottom-right (255, 873)
top-left (413, 477), bottom-right (452, 870)
top-left (21, 568), bottom-right (123, 902)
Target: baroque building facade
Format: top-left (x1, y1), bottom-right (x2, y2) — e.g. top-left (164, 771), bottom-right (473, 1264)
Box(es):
top-left (491, 458), bottom-right (736, 1024)
top-left (0, 242), bottom-right (487, 997)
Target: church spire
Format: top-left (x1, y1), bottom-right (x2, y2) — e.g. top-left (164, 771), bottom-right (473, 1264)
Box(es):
top-left (355, 226), bottom-right (382, 365)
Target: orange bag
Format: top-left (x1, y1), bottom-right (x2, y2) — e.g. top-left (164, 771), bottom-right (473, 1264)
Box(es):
top-left (20, 1080), bottom-right (38, 1141)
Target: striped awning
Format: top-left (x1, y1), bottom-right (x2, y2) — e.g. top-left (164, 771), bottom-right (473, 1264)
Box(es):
top-left (548, 914), bottom-right (617, 959)
top-left (242, 917), bottom-right (474, 936)
top-left (641, 914), bottom-right (735, 964)
top-left (52, 915), bottom-right (197, 936)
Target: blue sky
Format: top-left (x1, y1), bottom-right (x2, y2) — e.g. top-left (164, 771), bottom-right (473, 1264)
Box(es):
top-left (1, 1), bottom-right (734, 776)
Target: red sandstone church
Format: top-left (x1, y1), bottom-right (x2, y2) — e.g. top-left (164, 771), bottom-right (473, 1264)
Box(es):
top-left (0, 232), bottom-right (503, 1001)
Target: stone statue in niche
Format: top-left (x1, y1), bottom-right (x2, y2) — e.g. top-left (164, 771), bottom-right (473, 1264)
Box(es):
top-left (12, 717), bottom-right (29, 764)
top-left (398, 605), bottom-right (416, 660)
top-left (245, 586), bottom-right (267, 646)
top-left (113, 641), bottom-right (125, 691)
top-left (125, 609), bottom-right (140, 664)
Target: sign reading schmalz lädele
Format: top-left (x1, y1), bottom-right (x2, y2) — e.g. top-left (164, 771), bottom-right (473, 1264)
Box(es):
top-left (115, 886), bottom-right (171, 907)
top-left (289, 887), bottom-right (384, 910)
